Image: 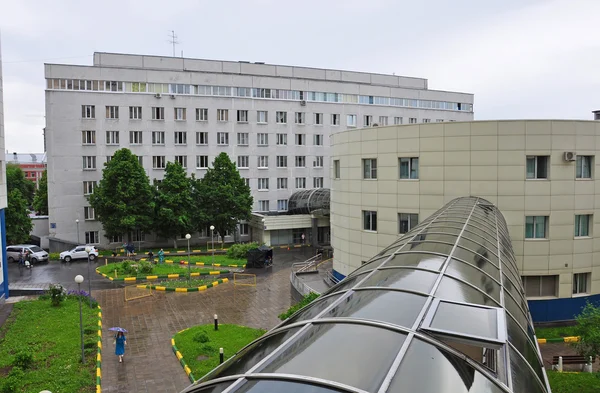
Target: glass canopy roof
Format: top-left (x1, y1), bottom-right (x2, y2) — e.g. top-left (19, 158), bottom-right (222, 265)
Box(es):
top-left (180, 197), bottom-right (550, 393)
top-left (287, 188), bottom-right (330, 215)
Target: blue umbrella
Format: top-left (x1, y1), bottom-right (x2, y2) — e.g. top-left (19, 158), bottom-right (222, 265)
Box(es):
top-left (109, 327), bottom-right (128, 333)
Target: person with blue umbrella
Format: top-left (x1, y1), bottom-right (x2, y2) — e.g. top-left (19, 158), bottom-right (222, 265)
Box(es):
top-left (109, 327), bottom-right (128, 363)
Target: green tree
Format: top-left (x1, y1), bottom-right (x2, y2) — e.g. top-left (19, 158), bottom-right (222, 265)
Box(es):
top-left (88, 149), bottom-right (154, 242)
top-left (6, 164), bottom-right (35, 206)
top-left (573, 303), bottom-right (600, 359)
top-left (33, 170), bottom-right (48, 215)
top-left (5, 189), bottom-right (33, 244)
top-left (195, 153), bottom-right (252, 243)
top-left (154, 162), bottom-right (194, 248)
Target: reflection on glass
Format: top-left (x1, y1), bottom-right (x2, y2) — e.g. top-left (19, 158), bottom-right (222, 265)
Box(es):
top-left (286, 294), bottom-right (341, 324)
top-left (234, 380), bottom-right (345, 393)
top-left (444, 259), bottom-right (501, 302)
top-left (452, 249), bottom-right (500, 280)
top-left (509, 346), bottom-right (547, 393)
top-left (187, 382), bottom-right (232, 393)
top-left (430, 301), bottom-right (498, 340)
top-left (259, 324), bottom-right (406, 392)
top-left (407, 241), bottom-right (455, 255)
top-left (326, 273), bottom-right (366, 294)
top-left (383, 252), bottom-right (446, 271)
top-left (503, 292), bottom-right (531, 335)
top-left (506, 313), bottom-right (545, 382)
top-left (357, 268), bottom-right (438, 293)
top-left (388, 338), bottom-right (505, 393)
top-left (435, 276), bottom-right (499, 307)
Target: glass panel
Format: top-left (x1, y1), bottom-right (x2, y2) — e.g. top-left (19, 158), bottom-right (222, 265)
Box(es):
top-left (526, 157), bottom-right (535, 179)
top-left (259, 323), bottom-right (407, 392)
top-left (444, 260), bottom-right (501, 302)
top-left (435, 276), bottom-right (499, 307)
top-left (509, 346), bottom-right (547, 393)
top-left (413, 233), bottom-right (457, 244)
top-left (535, 216), bottom-right (546, 238)
top-left (326, 290), bottom-right (427, 328)
top-left (286, 294), bottom-right (342, 324)
top-left (459, 234), bottom-right (498, 258)
top-left (357, 268), bottom-right (438, 293)
top-left (190, 382), bottom-right (232, 393)
top-left (506, 313), bottom-right (545, 382)
top-left (326, 273), bottom-right (368, 294)
top-left (235, 380), bottom-right (345, 393)
top-left (405, 241), bottom-right (455, 255)
top-left (388, 338), bottom-right (506, 393)
top-left (525, 216), bottom-right (534, 238)
top-left (504, 291), bottom-right (531, 332)
top-left (453, 245), bottom-right (499, 268)
top-left (452, 251), bottom-right (500, 281)
top-left (348, 256), bottom-right (393, 277)
top-left (383, 252), bottom-right (446, 271)
top-left (430, 301), bottom-right (498, 340)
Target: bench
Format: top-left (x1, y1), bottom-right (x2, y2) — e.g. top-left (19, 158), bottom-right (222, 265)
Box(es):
top-left (552, 355), bottom-right (595, 365)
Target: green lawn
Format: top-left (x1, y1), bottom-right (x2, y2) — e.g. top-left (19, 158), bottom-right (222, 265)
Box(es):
top-left (98, 244), bottom-right (230, 256)
top-left (174, 324), bottom-right (265, 380)
top-left (0, 298), bottom-right (98, 393)
top-left (535, 325), bottom-right (579, 339)
top-left (96, 261), bottom-right (224, 278)
top-left (163, 254), bottom-right (246, 266)
top-left (547, 371), bottom-right (600, 393)
top-left (157, 278), bottom-right (216, 288)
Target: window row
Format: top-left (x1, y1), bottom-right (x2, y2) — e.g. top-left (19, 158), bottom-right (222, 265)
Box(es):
top-left (522, 273), bottom-right (591, 297)
top-left (256, 199), bottom-right (300, 212)
top-left (237, 155), bottom-right (324, 169)
top-left (359, 158), bottom-right (420, 180)
top-left (255, 177), bottom-right (323, 190)
top-left (524, 214), bottom-right (592, 239)
top-left (362, 211), bottom-right (420, 234)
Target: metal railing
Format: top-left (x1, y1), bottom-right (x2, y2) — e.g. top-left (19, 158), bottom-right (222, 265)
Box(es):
top-left (324, 269), bottom-right (340, 286)
top-left (290, 271), bottom-right (320, 296)
top-left (291, 253), bottom-right (322, 274)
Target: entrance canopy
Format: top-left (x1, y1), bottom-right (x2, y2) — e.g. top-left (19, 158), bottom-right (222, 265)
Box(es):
top-left (287, 188), bottom-right (330, 215)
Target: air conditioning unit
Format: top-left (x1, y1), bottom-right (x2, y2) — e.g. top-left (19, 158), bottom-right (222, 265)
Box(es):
top-left (154, 93), bottom-right (162, 98)
top-left (563, 151), bottom-right (576, 161)
top-left (300, 100), bottom-right (306, 106)
top-left (170, 94), bottom-right (176, 99)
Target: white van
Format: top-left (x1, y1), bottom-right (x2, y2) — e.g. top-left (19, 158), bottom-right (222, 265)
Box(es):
top-left (6, 244), bottom-right (49, 264)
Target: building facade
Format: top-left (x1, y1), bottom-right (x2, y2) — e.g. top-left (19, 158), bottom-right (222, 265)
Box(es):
top-left (8, 152), bottom-right (46, 188)
top-left (44, 52), bottom-right (473, 248)
top-left (0, 41), bottom-right (9, 300)
top-left (331, 120), bottom-right (600, 322)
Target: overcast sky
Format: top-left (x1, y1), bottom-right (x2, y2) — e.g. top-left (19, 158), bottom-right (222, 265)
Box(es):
top-left (1, 0), bottom-right (599, 153)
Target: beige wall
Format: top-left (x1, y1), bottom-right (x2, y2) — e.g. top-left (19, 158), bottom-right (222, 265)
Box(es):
top-left (330, 120), bottom-right (600, 299)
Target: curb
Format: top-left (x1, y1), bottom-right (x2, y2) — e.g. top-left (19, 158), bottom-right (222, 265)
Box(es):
top-left (97, 305), bottom-right (102, 393)
top-left (162, 260), bottom-right (246, 268)
top-left (95, 268), bottom-right (229, 282)
top-left (171, 330), bottom-right (196, 383)
top-left (137, 278), bottom-right (229, 292)
top-left (537, 336), bottom-right (580, 344)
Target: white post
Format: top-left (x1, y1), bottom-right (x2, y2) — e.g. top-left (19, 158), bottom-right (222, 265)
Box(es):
top-left (558, 356), bottom-right (563, 372)
top-left (584, 356), bottom-right (593, 373)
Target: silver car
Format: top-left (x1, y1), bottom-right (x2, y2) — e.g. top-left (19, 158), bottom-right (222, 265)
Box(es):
top-left (6, 245), bottom-right (49, 264)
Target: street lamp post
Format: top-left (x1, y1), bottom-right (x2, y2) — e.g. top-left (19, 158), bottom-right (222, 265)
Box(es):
top-left (75, 219), bottom-right (80, 244)
top-left (85, 246), bottom-right (92, 308)
top-left (210, 225), bottom-right (215, 265)
top-left (185, 234), bottom-right (191, 282)
top-left (74, 275), bottom-right (85, 363)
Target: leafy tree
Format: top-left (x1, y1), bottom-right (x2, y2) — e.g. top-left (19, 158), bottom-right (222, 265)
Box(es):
top-left (154, 162), bottom-right (194, 248)
top-left (194, 153), bottom-right (252, 243)
top-left (33, 170), bottom-right (48, 215)
top-left (573, 303), bottom-right (600, 359)
top-left (6, 189), bottom-right (33, 244)
top-left (6, 164), bottom-right (35, 206)
top-left (88, 149), bottom-right (154, 242)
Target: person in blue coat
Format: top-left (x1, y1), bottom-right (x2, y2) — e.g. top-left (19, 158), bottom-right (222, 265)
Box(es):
top-left (115, 331), bottom-right (127, 363)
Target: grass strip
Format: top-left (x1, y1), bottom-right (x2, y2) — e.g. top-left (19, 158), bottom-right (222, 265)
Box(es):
top-left (547, 370), bottom-right (600, 393)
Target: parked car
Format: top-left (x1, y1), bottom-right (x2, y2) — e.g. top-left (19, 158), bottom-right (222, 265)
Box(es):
top-left (6, 245), bottom-right (49, 264)
top-left (60, 245), bottom-right (99, 262)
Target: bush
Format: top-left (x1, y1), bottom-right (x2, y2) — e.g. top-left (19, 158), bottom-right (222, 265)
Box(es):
top-left (200, 344), bottom-right (215, 354)
top-left (573, 303), bottom-right (600, 358)
top-left (193, 331), bottom-right (210, 343)
top-left (66, 289), bottom-right (99, 308)
top-left (118, 260), bottom-right (153, 276)
top-left (227, 242), bottom-right (260, 260)
top-left (47, 284), bottom-right (66, 307)
top-left (278, 292), bottom-right (320, 320)
top-left (138, 260), bottom-right (154, 274)
top-left (1, 367), bottom-right (24, 393)
top-left (12, 351), bottom-right (33, 370)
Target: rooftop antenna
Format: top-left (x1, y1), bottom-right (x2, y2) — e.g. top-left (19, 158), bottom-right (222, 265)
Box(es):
top-left (168, 30), bottom-right (180, 57)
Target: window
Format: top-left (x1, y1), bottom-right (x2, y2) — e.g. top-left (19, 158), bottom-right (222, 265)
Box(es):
top-left (379, 116), bottom-right (388, 126)
top-left (258, 200), bottom-right (269, 212)
top-left (522, 275), bottom-right (557, 297)
top-left (106, 106), bottom-right (119, 119)
top-left (526, 156), bottom-right (548, 179)
top-left (82, 130), bottom-right (96, 145)
top-left (277, 178), bottom-right (288, 189)
top-left (240, 223), bottom-right (249, 235)
top-left (364, 115), bottom-right (373, 127)
top-left (257, 133), bottom-right (269, 146)
top-left (409, 118), bottom-right (417, 124)
top-left (313, 177), bottom-right (323, 188)
top-left (363, 210), bottom-right (377, 231)
top-left (423, 118), bottom-right (431, 123)
top-left (175, 155), bottom-right (187, 168)
top-left (106, 131), bottom-right (120, 145)
top-left (363, 159), bottom-right (377, 179)
top-left (83, 181), bottom-right (97, 196)
top-left (314, 134), bottom-right (323, 146)
top-left (174, 131), bottom-right (187, 145)
top-left (334, 160), bottom-right (340, 179)
top-left (196, 108), bottom-right (208, 121)
top-left (110, 235), bottom-right (123, 243)
top-left (314, 156), bottom-right (324, 168)
top-left (217, 109), bottom-right (229, 122)
top-left (295, 177), bottom-right (306, 189)
top-left (258, 178), bottom-right (269, 190)
top-left (295, 112), bottom-right (305, 124)
top-left (276, 111), bottom-right (287, 124)
top-left (85, 231), bottom-right (99, 244)
top-left (276, 156), bottom-right (288, 168)
top-left (237, 156), bottom-right (249, 168)
top-left (276, 133), bottom-right (287, 145)
top-left (196, 132), bottom-right (208, 145)
top-left (104, 81), bottom-right (123, 92)
top-left (399, 213), bottom-right (418, 234)
top-left (257, 111), bottom-right (268, 123)
top-left (237, 110), bottom-right (248, 123)
top-left (331, 114), bottom-right (340, 126)
top-left (394, 116), bottom-right (403, 125)
top-left (575, 214), bottom-right (591, 237)
top-left (196, 155), bottom-right (209, 169)
top-left (436, 119), bottom-right (444, 122)
top-left (277, 199), bottom-right (288, 211)
top-left (153, 156), bottom-right (166, 169)
top-left (83, 156), bottom-right (96, 170)
top-left (129, 106), bottom-right (142, 120)
top-left (217, 132), bottom-right (229, 145)
top-left (295, 134), bottom-right (306, 145)
top-left (174, 108), bottom-right (187, 121)
top-left (525, 216), bottom-right (548, 239)
top-left (132, 230), bottom-right (145, 242)
top-left (129, 131), bottom-right (143, 145)
top-left (152, 107), bottom-right (165, 120)
top-left (84, 206), bottom-right (95, 220)
top-left (257, 156), bottom-right (269, 168)
top-left (137, 156), bottom-right (143, 166)
top-left (347, 114), bottom-right (357, 127)
top-left (295, 156), bottom-right (306, 167)
top-left (399, 157), bottom-right (419, 179)
top-left (315, 113), bottom-right (323, 125)
top-left (237, 132), bottom-right (249, 146)
top-left (573, 273), bottom-right (590, 294)
top-left (152, 131), bottom-right (165, 145)
top-left (576, 156), bottom-right (593, 179)
top-left (82, 105), bottom-right (95, 119)
top-left (107, 156), bottom-right (113, 163)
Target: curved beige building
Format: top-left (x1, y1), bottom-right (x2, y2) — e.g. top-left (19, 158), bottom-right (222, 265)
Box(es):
top-left (330, 120), bottom-right (600, 322)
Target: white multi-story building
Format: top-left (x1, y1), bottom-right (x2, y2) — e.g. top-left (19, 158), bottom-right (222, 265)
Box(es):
top-left (44, 52), bottom-right (473, 248)
top-left (0, 40), bottom-right (9, 300)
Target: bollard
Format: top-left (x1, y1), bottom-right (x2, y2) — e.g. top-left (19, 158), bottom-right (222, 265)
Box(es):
top-left (584, 356), bottom-right (593, 373)
top-left (558, 356), bottom-right (563, 372)
top-left (214, 314), bottom-right (219, 330)
top-left (219, 347), bottom-right (224, 364)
